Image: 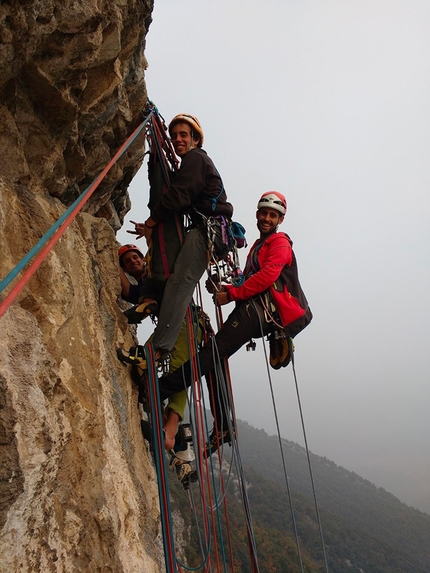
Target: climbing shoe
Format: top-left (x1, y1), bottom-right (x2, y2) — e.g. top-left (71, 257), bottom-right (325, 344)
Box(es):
top-left (269, 334), bottom-right (292, 370)
top-left (116, 346), bottom-right (163, 384)
top-left (169, 453), bottom-right (197, 490)
top-left (117, 346), bottom-right (148, 370)
top-left (123, 299), bottom-right (158, 324)
top-left (204, 428), bottom-right (232, 459)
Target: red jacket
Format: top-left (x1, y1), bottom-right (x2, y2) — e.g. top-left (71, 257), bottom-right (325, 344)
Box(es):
top-left (225, 232), bottom-right (306, 328)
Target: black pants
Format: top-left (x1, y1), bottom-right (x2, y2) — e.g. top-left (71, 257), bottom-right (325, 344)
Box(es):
top-left (158, 298), bottom-right (274, 425)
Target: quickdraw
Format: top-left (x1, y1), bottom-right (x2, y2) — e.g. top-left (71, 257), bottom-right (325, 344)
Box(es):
top-left (196, 211), bottom-right (246, 288)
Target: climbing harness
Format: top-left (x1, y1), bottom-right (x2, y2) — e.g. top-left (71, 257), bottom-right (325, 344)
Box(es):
top-left (193, 207), bottom-right (247, 288)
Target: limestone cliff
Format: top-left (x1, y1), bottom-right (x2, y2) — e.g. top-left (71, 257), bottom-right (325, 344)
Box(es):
top-left (0, 1), bottom-right (166, 571)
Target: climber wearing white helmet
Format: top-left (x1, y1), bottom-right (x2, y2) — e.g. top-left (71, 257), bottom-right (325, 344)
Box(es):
top-left (127, 113), bottom-right (233, 356)
top-left (155, 191), bottom-right (312, 457)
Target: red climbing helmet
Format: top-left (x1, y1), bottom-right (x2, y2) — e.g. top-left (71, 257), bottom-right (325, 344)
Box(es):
top-left (118, 244), bottom-right (144, 266)
top-left (257, 191), bottom-right (287, 216)
top-left (168, 114), bottom-right (204, 147)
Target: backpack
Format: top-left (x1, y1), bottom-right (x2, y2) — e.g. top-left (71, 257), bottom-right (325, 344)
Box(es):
top-left (209, 216), bottom-right (247, 260)
top-left (266, 235), bottom-right (312, 369)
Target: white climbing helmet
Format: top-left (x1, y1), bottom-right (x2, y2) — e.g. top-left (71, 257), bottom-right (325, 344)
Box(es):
top-left (257, 191), bottom-right (287, 215)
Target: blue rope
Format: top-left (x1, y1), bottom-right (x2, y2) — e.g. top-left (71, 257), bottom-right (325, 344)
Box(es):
top-left (185, 304), bottom-right (230, 573)
top-left (144, 343), bottom-right (178, 573)
top-left (0, 111), bottom-right (154, 295)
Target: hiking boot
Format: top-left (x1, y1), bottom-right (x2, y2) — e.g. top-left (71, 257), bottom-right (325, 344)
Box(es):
top-left (204, 428), bottom-right (232, 459)
top-left (123, 299), bottom-right (158, 324)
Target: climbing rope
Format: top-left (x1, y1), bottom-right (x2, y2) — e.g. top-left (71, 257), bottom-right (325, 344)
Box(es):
top-left (151, 290), bottom-right (262, 573)
top-left (176, 275), bottom-right (262, 572)
top-left (252, 297), bottom-right (329, 573)
top-left (145, 112), bottom-right (184, 279)
top-left (144, 342), bottom-right (178, 573)
top-left (253, 299), bottom-right (306, 572)
top-left (133, 115), bottom-right (247, 572)
top-left (0, 105), bottom-right (156, 319)
top-left (208, 309), bottom-right (261, 573)
top-left (185, 302), bottom-right (230, 573)
top-left (290, 350), bottom-right (330, 573)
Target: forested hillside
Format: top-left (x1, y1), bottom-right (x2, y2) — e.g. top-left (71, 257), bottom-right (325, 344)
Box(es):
top-left (170, 419), bottom-right (430, 572)
top-left (236, 420), bottom-right (430, 571)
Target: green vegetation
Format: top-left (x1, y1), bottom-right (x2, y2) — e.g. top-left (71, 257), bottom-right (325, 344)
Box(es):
top-left (168, 418), bottom-right (430, 572)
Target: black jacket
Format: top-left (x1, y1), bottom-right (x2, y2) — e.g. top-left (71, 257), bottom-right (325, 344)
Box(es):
top-left (150, 148), bottom-right (233, 224)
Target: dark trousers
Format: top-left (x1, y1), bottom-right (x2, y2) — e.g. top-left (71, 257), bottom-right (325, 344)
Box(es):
top-left (158, 298), bottom-right (274, 425)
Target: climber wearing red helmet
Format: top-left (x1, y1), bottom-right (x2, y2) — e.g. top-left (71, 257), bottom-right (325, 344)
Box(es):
top-left (117, 243), bottom-right (202, 455)
top-left (155, 191), bottom-right (312, 457)
top-left (127, 113), bottom-right (233, 356)
top-left (118, 244), bottom-right (146, 302)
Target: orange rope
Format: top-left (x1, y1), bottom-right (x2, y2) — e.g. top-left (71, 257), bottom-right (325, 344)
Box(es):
top-left (0, 114), bottom-right (152, 319)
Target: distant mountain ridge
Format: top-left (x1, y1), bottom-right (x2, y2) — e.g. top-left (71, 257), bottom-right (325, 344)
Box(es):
top-left (172, 418), bottom-right (430, 573)
top-left (232, 419), bottom-right (430, 572)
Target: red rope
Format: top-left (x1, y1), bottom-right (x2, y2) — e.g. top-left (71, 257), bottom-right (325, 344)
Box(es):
top-left (145, 344), bottom-right (177, 572)
top-left (212, 303), bottom-right (260, 573)
top-left (206, 367), bottom-right (236, 573)
top-left (186, 309), bottom-right (218, 570)
top-left (186, 306), bottom-right (230, 572)
top-left (0, 116), bottom-right (151, 319)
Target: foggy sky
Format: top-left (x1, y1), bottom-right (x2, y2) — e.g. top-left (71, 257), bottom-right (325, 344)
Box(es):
top-left (117, 0), bottom-right (430, 513)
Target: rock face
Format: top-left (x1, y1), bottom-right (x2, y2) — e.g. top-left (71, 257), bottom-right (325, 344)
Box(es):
top-left (0, 0), bottom-right (152, 230)
top-left (0, 1), bottom-right (165, 572)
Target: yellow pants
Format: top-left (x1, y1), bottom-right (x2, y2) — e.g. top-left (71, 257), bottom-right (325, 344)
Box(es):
top-left (147, 315), bottom-right (203, 420)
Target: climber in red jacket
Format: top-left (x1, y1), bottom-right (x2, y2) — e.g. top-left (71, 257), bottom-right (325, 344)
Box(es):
top-left (155, 191), bottom-right (311, 456)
